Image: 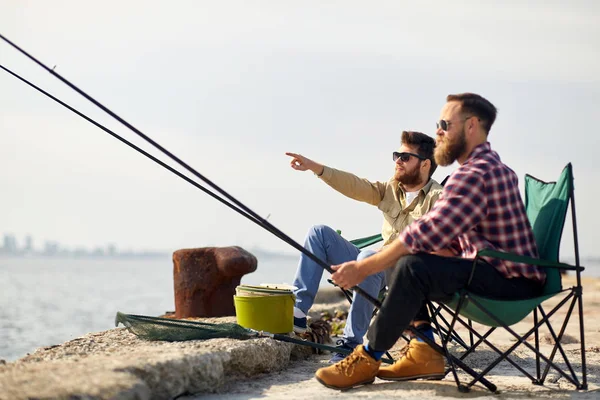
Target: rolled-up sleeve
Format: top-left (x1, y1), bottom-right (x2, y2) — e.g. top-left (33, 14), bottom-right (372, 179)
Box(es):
top-left (399, 170), bottom-right (487, 253)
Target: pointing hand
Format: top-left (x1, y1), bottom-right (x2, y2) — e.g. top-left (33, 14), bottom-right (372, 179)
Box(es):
top-left (285, 152), bottom-right (324, 175)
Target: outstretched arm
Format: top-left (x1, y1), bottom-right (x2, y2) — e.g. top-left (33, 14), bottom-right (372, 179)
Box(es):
top-left (285, 152), bottom-right (387, 205)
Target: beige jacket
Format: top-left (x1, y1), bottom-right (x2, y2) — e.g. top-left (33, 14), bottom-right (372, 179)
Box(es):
top-left (318, 166), bottom-right (443, 246)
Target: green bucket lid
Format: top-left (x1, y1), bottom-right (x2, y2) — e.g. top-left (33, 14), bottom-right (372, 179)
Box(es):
top-left (235, 284), bottom-right (295, 297)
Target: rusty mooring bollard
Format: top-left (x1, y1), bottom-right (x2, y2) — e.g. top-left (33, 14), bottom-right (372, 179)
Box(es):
top-left (173, 246), bottom-right (257, 318)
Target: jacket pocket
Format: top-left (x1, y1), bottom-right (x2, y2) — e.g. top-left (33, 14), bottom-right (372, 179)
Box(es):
top-left (378, 199), bottom-right (401, 221)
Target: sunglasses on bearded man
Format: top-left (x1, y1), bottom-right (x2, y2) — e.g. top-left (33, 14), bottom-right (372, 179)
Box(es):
top-left (392, 151), bottom-right (427, 163)
top-left (437, 115), bottom-right (478, 131)
top-left (436, 119), bottom-right (451, 131)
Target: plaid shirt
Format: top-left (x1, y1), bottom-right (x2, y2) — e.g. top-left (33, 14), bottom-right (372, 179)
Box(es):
top-left (399, 142), bottom-right (545, 283)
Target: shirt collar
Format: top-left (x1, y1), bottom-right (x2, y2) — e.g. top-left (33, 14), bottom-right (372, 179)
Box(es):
top-left (398, 178), bottom-right (436, 197)
top-left (464, 141), bottom-right (492, 163)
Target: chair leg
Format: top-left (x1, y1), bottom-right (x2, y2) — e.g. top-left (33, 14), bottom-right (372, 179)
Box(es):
top-left (534, 308), bottom-right (541, 384)
top-left (571, 169), bottom-right (588, 390)
top-left (576, 288), bottom-right (588, 390)
top-left (468, 319), bottom-right (474, 348)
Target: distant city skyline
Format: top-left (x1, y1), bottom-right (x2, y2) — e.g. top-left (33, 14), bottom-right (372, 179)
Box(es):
top-left (0, 232), bottom-right (167, 258)
top-left (0, 232), bottom-right (299, 260)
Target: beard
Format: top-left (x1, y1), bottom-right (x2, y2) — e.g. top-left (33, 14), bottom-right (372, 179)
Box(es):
top-left (435, 127), bottom-right (467, 166)
top-left (394, 162), bottom-right (423, 186)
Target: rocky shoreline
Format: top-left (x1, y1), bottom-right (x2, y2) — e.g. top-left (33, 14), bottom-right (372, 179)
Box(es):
top-left (0, 327), bottom-right (301, 399)
top-left (0, 289), bottom-right (346, 400)
top-left (2, 279), bottom-right (599, 399)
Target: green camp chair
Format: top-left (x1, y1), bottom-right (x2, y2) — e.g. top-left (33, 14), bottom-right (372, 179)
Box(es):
top-left (430, 163), bottom-right (587, 392)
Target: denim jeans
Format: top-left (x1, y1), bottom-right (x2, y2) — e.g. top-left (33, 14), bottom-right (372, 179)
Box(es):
top-left (292, 224), bottom-right (385, 346)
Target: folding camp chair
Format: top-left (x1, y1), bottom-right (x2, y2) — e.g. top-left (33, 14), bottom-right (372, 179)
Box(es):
top-left (430, 163), bottom-right (587, 392)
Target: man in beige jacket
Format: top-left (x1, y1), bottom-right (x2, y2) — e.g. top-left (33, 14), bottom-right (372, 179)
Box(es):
top-left (286, 131), bottom-right (442, 362)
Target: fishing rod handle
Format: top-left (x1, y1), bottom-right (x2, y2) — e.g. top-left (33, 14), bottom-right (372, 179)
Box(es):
top-left (351, 285), bottom-right (382, 308)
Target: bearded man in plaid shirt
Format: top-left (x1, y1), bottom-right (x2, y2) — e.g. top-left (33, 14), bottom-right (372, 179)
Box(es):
top-left (316, 93), bottom-right (546, 390)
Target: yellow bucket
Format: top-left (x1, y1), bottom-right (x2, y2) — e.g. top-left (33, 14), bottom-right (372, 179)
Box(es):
top-left (234, 285), bottom-right (294, 333)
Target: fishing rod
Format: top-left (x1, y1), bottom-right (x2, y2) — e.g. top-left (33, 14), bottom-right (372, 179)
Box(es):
top-left (0, 34), bottom-right (377, 307)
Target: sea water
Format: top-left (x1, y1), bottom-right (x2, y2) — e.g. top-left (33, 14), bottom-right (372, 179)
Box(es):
top-left (1, 255), bottom-right (598, 362)
top-left (0, 253), bottom-right (304, 361)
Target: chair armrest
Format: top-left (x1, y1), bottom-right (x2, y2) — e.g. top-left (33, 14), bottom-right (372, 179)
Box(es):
top-left (477, 249), bottom-right (584, 271)
top-left (349, 233), bottom-right (383, 249)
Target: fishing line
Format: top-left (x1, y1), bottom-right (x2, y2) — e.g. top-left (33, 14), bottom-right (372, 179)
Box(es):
top-left (0, 34), bottom-right (377, 306)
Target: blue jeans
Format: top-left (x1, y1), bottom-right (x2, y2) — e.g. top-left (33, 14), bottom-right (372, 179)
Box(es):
top-left (292, 224), bottom-right (385, 346)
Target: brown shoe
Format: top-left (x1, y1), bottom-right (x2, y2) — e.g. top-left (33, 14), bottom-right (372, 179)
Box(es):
top-left (377, 339), bottom-right (445, 381)
top-left (315, 344), bottom-right (381, 390)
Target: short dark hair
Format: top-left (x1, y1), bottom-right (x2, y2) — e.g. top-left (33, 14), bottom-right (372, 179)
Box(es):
top-left (401, 130), bottom-right (437, 177)
top-left (446, 93), bottom-right (497, 133)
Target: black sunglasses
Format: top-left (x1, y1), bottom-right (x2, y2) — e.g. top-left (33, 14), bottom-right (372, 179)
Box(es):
top-left (436, 119), bottom-right (451, 131)
top-left (392, 151), bottom-right (426, 163)
top-left (437, 115), bottom-right (477, 131)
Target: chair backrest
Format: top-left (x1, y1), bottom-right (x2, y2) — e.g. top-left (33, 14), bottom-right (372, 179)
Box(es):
top-left (524, 163), bottom-right (573, 294)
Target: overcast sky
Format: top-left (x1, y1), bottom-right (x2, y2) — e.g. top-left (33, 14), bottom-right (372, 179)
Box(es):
top-left (1, 1), bottom-right (599, 259)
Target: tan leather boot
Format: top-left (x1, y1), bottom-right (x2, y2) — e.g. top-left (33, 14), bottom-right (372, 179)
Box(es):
top-left (315, 345), bottom-right (381, 390)
top-left (377, 339), bottom-right (445, 381)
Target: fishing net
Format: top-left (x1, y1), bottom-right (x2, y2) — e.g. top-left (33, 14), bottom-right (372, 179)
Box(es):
top-left (115, 312), bottom-right (253, 341)
top-left (115, 312), bottom-right (395, 364)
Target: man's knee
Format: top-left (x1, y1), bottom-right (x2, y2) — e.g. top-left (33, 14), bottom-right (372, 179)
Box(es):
top-left (307, 224), bottom-right (336, 239)
top-left (357, 249), bottom-right (377, 261)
